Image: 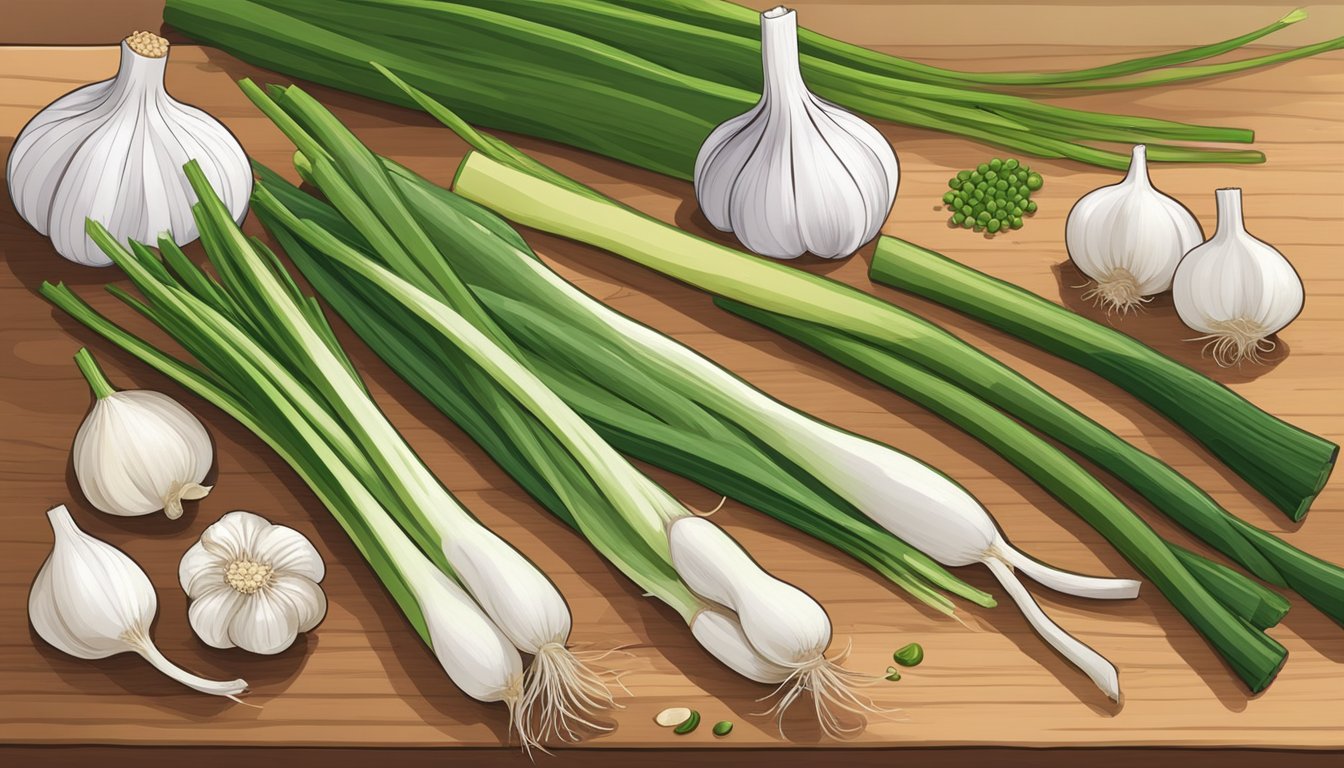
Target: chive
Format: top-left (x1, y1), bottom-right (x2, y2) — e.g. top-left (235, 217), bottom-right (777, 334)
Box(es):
top-left (869, 238), bottom-right (1336, 523)
top-left (894, 643), bottom-right (924, 667)
top-left (674, 710), bottom-right (701, 734)
top-left (159, 0), bottom-right (1327, 170)
top-left (884, 666), bottom-right (901, 681)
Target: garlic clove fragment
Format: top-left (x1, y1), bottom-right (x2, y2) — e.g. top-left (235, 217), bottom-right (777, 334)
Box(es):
top-left (29, 504), bottom-right (248, 699)
top-left (1172, 188), bottom-right (1304, 366)
top-left (71, 349), bottom-right (214, 519)
top-left (7, 30), bottom-right (251, 266)
top-left (1065, 145), bottom-right (1203, 313)
top-left (694, 6), bottom-right (899, 260)
top-left (178, 511), bottom-right (328, 655)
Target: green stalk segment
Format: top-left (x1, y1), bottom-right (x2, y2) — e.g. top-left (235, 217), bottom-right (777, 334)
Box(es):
top-left (868, 237), bottom-right (1337, 523)
top-left (162, 0), bottom-right (1341, 170)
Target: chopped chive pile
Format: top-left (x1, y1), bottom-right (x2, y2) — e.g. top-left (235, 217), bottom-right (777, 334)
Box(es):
top-left (941, 158), bottom-right (1041, 235)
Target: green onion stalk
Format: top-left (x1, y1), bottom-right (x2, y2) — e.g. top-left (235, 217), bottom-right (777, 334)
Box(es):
top-left (163, 0), bottom-right (1341, 170)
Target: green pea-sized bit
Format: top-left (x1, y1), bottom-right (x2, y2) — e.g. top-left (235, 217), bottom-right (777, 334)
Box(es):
top-left (985, 170), bottom-right (997, 182)
top-left (1026, 200), bottom-right (1039, 213)
top-left (713, 720), bottom-right (734, 737)
top-left (952, 212), bottom-right (966, 224)
top-left (949, 178), bottom-right (962, 190)
top-left (885, 665), bottom-right (902, 681)
top-left (1012, 206), bottom-right (1023, 216)
top-left (986, 199), bottom-right (998, 212)
top-left (988, 218), bottom-right (1001, 233)
top-left (674, 710), bottom-right (701, 734)
top-left (960, 205), bottom-right (973, 216)
top-left (961, 217), bottom-right (973, 229)
top-left (942, 191), bottom-right (956, 205)
top-left (976, 210), bottom-right (991, 223)
top-left (976, 163), bottom-right (989, 174)
top-left (1005, 158), bottom-right (1019, 171)
top-left (894, 643), bottom-right (925, 667)
top-left (989, 158), bottom-right (1003, 171)
top-left (973, 223), bottom-right (984, 232)
top-left (1011, 216), bottom-right (1024, 229)
top-left (957, 170), bottom-right (972, 181)
top-left (994, 179), bottom-right (1007, 191)
top-left (1027, 172), bottom-right (1044, 190)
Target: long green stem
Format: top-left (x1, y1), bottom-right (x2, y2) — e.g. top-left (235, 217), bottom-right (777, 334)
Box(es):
top-left (869, 238), bottom-right (1337, 522)
top-left (74, 346), bottom-right (117, 399)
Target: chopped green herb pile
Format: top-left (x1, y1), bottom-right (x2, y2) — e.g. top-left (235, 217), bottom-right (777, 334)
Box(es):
top-left (943, 158), bottom-right (1041, 234)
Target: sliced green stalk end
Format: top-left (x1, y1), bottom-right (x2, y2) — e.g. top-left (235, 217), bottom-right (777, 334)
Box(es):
top-left (893, 642), bottom-right (924, 667)
top-left (1280, 8), bottom-right (1308, 25)
top-left (74, 347), bottom-right (117, 400)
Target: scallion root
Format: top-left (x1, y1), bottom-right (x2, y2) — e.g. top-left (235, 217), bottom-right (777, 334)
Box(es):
top-left (756, 646), bottom-right (892, 740)
top-left (1193, 318), bottom-right (1277, 366)
top-left (1079, 268), bottom-right (1150, 314)
top-left (516, 642), bottom-right (617, 748)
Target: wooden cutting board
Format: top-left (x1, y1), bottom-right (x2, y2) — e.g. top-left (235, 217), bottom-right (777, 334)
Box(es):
top-left (1, 6), bottom-right (1342, 764)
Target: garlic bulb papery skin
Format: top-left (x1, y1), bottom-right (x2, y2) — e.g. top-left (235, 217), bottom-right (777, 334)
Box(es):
top-left (29, 505), bottom-right (249, 699)
top-left (693, 6), bottom-right (899, 260)
top-left (1172, 188), bottom-right (1304, 366)
top-left (1065, 145), bottom-right (1203, 313)
top-left (179, 511), bottom-right (327, 655)
top-left (72, 348), bottom-right (213, 519)
top-left (6, 30), bottom-right (251, 266)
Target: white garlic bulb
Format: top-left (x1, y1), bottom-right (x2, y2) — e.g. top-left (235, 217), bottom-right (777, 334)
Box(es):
top-left (6, 30), bottom-right (251, 266)
top-left (693, 6), bottom-right (899, 260)
top-left (1065, 145), bottom-right (1203, 312)
top-left (179, 511), bottom-right (327, 655)
top-left (72, 348), bottom-right (213, 519)
top-left (1172, 188), bottom-right (1303, 366)
top-left (29, 504), bottom-right (248, 699)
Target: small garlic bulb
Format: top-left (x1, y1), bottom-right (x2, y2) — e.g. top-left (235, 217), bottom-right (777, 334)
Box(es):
top-left (1172, 188), bottom-right (1304, 366)
top-left (71, 348), bottom-right (213, 519)
top-left (179, 511), bottom-right (327, 655)
top-left (1065, 145), bottom-right (1203, 312)
top-left (29, 504), bottom-right (248, 699)
top-left (693, 6), bottom-right (899, 260)
top-left (6, 30), bottom-right (251, 266)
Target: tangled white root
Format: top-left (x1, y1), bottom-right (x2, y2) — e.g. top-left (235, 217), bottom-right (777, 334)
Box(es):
top-left (1079, 268), bottom-right (1150, 315)
top-left (756, 645), bottom-right (893, 740)
top-left (1192, 318), bottom-right (1276, 367)
top-left (515, 642), bottom-right (618, 753)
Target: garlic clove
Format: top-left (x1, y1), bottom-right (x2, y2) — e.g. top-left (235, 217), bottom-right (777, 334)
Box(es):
top-left (229, 590), bottom-right (301, 656)
top-left (198, 509), bottom-right (272, 561)
top-left (6, 31), bottom-right (251, 266)
top-left (187, 585), bottom-right (248, 649)
top-left (252, 521), bottom-right (326, 583)
top-left (270, 574), bottom-right (328, 634)
top-left (73, 349), bottom-right (215, 519)
top-left (178, 540), bottom-right (227, 598)
top-left (693, 6), bottom-right (898, 260)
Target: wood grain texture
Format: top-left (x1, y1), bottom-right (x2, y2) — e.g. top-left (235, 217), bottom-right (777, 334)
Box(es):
top-left (0, 2), bottom-right (1342, 756)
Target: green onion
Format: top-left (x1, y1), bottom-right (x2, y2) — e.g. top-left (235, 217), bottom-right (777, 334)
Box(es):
top-left (869, 238), bottom-right (1337, 523)
top-left (161, 0), bottom-right (1341, 170)
top-left (441, 123), bottom-right (1293, 691)
top-left (894, 643), bottom-right (924, 667)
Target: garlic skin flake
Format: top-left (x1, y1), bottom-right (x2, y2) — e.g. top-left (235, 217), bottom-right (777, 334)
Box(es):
top-left (179, 511), bottom-right (327, 655)
top-left (1066, 145), bottom-right (1203, 312)
top-left (1172, 188), bottom-right (1303, 366)
top-left (30, 505), bottom-right (248, 699)
top-left (6, 30), bottom-right (251, 266)
top-left (72, 348), bottom-right (213, 519)
top-left (694, 6), bottom-right (899, 260)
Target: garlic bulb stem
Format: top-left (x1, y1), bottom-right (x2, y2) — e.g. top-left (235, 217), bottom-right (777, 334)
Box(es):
top-left (1172, 188), bottom-right (1304, 366)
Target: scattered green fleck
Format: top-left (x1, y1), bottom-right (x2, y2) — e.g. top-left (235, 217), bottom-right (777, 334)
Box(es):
top-left (894, 642), bottom-right (925, 667)
top-left (712, 720), bottom-right (734, 736)
top-left (674, 710), bottom-right (701, 734)
top-left (941, 159), bottom-right (1042, 236)
top-left (884, 665), bottom-right (902, 681)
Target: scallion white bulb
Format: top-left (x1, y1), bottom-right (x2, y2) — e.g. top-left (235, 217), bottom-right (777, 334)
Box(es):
top-left (693, 6), bottom-right (899, 260)
top-left (71, 348), bottom-right (213, 519)
top-left (6, 30), bottom-right (251, 266)
top-left (1172, 188), bottom-right (1303, 366)
top-left (1065, 145), bottom-right (1203, 312)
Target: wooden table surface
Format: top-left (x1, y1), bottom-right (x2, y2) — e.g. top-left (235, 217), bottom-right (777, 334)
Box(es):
top-left (2, 2), bottom-right (1342, 764)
